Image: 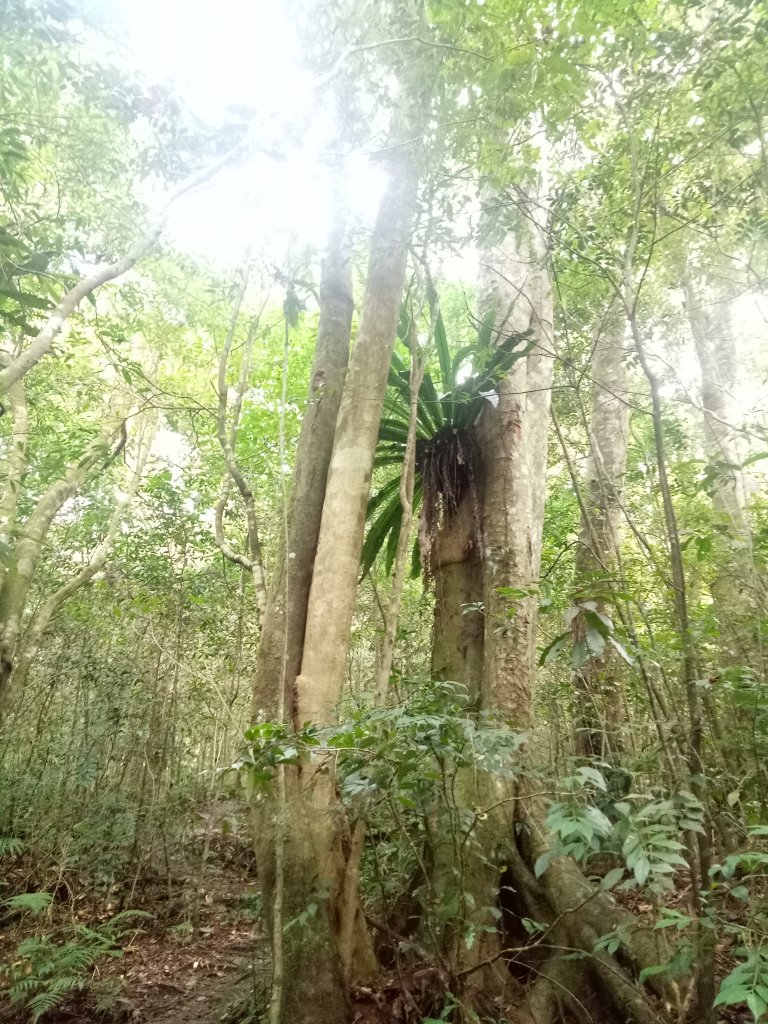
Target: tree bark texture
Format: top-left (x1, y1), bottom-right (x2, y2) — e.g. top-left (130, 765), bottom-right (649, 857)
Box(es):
top-left (477, 181), bottom-right (554, 728)
top-left (253, 147), bottom-right (420, 1024)
top-left (430, 491), bottom-right (484, 698)
top-left (251, 182), bottom-right (353, 725)
top-left (249, 187), bottom-right (355, 1024)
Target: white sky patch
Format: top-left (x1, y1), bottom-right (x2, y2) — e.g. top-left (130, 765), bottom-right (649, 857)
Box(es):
top-left (100, 0), bottom-right (302, 125)
top-left (92, 0), bottom-right (387, 268)
top-left (152, 427), bottom-right (192, 485)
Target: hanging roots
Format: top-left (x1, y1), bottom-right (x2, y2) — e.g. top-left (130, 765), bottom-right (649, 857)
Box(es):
top-left (417, 426), bottom-right (479, 519)
top-left (416, 426), bottom-right (481, 578)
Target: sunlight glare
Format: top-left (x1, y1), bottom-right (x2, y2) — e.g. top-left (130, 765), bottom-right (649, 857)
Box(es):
top-left (102, 0), bottom-right (386, 267)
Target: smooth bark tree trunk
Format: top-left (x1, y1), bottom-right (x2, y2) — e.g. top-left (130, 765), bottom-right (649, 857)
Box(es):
top-left (252, 187), bottom-right (353, 726)
top-left (477, 181), bottom-right (554, 728)
top-left (254, 145), bottom-right (420, 1024)
top-left (683, 265), bottom-right (762, 674)
top-left (572, 318), bottom-right (630, 757)
top-left (249, 183), bottom-right (354, 1024)
top-left (0, 364), bottom-right (29, 553)
top-left (297, 158), bottom-right (419, 726)
top-left (291, 151), bottom-right (418, 1011)
top-left (430, 491), bottom-right (484, 696)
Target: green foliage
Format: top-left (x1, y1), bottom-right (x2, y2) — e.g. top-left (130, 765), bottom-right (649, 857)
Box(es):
top-left (539, 599), bottom-right (633, 670)
top-left (0, 2), bottom-right (767, 1021)
top-left (237, 680), bottom-right (524, 805)
top-left (2, 891), bottom-right (53, 917)
top-left (0, 836), bottom-right (23, 858)
top-left (0, 910), bottom-right (150, 1021)
top-left (362, 296), bottom-right (532, 577)
top-left (715, 950), bottom-right (768, 1022)
top-left (535, 772), bottom-right (703, 895)
top-left (236, 680), bottom-right (525, 939)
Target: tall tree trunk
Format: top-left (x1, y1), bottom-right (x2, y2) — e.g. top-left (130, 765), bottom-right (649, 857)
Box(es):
top-left (430, 491), bottom-right (484, 695)
top-left (437, 176), bottom-right (669, 1024)
top-left (451, 176), bottom-right (556, 1004)
top-left (292, 150), bottom-right (418, 1010)
top-left (478, 182), bottom-right (554, 728)
top-left (252, 179), bottom-right (353, 726)
top-left (572, 317), bottom-right (630, 757)
top-left (254, 145), bottom-right (419, 1024)
top-left (0, 364), bottom-right (29, 553)
top-left (421, 171), bottom-right (558, 1005)
top-left (683, 265), bottom-right (762, 674)
top-left (425, 489), bottom-right (486, 971)
top-left (297, 157), bottom-right (419, 725)
top-left (249, 178), bottom-right (354, 1024)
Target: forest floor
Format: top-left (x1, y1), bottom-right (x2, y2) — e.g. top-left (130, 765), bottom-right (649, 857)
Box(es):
top-left (0, 819), bottom-right (754, 1023)
top-left (0, 820), bottom-right (265, 1024)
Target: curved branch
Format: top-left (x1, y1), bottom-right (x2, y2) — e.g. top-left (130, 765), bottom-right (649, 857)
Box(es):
top-left (10, 411), bottom-right (156, 697)
top-left (0, 411), bottom-right (130, 708)
top-left (215, 479), bottom-right (256, 575)
top-left (0, 139), bottom-right (252, 395)
top-left (0, 367), bottom-right (29, 552)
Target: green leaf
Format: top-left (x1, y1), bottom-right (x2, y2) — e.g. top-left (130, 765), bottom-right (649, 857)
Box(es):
top-left (539, 632), bottom-right (570, 666)
top-left (741, 451), bottom-right (768, 468)
top-left (433, 307), bottom-right (453, 393)
top-left (633, 856), bottom-right (651, 886)
top-left (600, 867), bottom-right (625, 891)
top-left (639, 964), bottom-right (669, 983)
top-left (714, 986), bottom-right (753, 1007)
top-left (575, 766), bottom-right (607, 792)
top-left (0, 286), bottom-right (52, 310)
top-left (608, 636), bottom-right (634, 665)
top-left (583, 608), bottom-right (612, 638)
top-left (4, 891), bottom-right (54, 915)
top-left (534, 848), bottom-right (557, 878)
top-left (361, 487), bottom-right (403, 579)
top-left (584, 626), bottom-right (606, 659)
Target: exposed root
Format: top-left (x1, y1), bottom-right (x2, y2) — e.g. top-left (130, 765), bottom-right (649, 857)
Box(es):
top-left (442, 815), bottom-right (676, 1024)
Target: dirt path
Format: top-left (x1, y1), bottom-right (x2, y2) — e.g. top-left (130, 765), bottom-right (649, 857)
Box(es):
top-left (112, 915), bottom-right (261, 1023)
top-left (100, 833), bottom-right (265, 1024)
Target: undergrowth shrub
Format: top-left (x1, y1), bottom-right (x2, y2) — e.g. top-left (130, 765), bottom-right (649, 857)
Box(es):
top-left (0, 909), bottom-right (150, 1021)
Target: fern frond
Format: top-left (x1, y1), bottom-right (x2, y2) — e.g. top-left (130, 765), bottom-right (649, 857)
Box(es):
top-left (4, 891), bottom-right (53, 915)
top-left (0, 836), bottom-right (23, 857)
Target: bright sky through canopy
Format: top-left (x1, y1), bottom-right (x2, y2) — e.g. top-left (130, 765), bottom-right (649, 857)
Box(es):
top-left (100, 0), bottom-right (386, 270)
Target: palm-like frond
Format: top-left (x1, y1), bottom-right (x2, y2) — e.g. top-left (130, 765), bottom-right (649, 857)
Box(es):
top-left (361, 476), bottom-right (423, 579)
top-left (363, 297), bottom-right (532, 579)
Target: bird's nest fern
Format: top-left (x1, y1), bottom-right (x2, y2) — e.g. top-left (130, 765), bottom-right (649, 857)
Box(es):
top-left (362, 299), bottom-right (532, 580)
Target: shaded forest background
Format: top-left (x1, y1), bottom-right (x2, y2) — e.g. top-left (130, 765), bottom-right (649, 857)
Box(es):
top-left (0, 1), bottom-right (767, 1022)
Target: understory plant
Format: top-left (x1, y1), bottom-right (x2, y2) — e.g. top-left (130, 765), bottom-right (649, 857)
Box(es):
top-left (0, 906), bottom-right (150, 1021)
top-left (234, 681), bottom-right (768, 1022)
